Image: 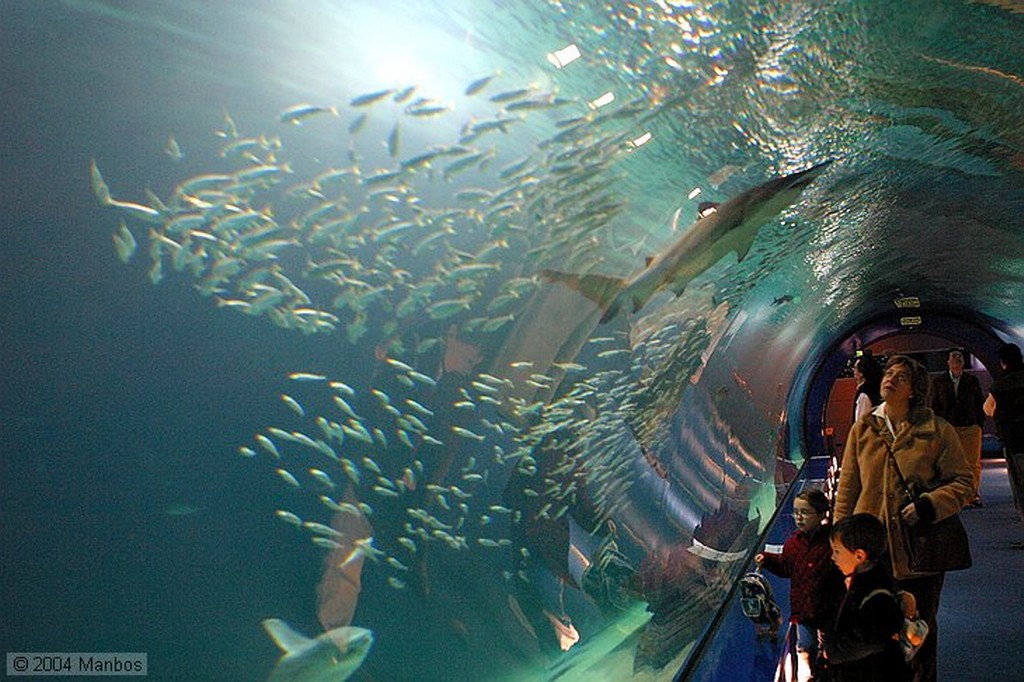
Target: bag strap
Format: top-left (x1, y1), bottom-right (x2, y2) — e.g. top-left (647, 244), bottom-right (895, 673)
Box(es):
top-left (881, 439), bottom-right (916, 501)
top-left (860, 587), bottom-right (894, 610)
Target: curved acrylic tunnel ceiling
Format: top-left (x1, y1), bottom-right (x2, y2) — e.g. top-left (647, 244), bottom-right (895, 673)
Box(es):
top-left (740, 157), bottom-right (1024, 456)
top-left (769, 156), bottom-right (1024, 449)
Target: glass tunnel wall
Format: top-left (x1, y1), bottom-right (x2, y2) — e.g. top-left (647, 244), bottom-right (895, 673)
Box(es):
top-left (67, 3), bottom-right (835, 679)
top-left (21, 1), bottom-right (1023, 680)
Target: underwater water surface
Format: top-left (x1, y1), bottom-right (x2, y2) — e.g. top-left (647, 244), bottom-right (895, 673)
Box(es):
top-left (2, 1), bottom-right (1023, 680)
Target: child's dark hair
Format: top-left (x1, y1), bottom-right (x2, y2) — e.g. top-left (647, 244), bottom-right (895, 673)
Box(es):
top-left (830, 513), bottom-right (886, 560)
top-left (796, 489), bottom-right (830, 515)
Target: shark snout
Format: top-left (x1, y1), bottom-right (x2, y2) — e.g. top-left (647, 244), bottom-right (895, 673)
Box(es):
top-left (785, 160), bottom-right (833, 189)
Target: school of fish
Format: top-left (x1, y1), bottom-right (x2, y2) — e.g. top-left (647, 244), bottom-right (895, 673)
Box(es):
top-left (92, 64), bottom-right (820, 677)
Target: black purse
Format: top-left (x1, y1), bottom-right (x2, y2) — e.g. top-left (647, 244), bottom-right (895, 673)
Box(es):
top-left (884, 442), bottom-right (972, 573)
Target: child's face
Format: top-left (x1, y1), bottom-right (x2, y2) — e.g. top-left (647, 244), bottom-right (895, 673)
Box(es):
top-left (793, 500), bottom-right (824, 532)
top-left (830, 534), bottom-right (867, 577)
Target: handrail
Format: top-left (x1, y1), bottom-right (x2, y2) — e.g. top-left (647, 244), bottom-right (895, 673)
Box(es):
top-left (674, 456), bottom-right (810, 681)
top-left (674, 452), bottom-right (838, 681)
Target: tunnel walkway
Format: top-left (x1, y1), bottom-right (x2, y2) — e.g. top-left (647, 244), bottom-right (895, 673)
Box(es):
top-left (686, 457), bottom-right (1024, 681)
top-left (938, 459), bottom-right (1024, 681)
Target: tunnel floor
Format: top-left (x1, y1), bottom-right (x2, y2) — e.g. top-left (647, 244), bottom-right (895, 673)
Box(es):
top-left (937, 459), bottom-right (1024, 681)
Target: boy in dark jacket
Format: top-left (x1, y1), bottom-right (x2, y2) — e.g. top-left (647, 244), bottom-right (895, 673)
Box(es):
top-left (757, 489), bottom-right (843, 681)
top-left (824, 514), bottom-right (910, 682)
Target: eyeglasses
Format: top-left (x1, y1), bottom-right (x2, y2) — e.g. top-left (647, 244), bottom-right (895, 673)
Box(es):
top-left (792, 509), bottom-right (821, 517)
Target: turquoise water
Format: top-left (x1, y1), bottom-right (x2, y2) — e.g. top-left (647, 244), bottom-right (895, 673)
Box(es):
top-left (2, 1), bottom-right (1022, 680)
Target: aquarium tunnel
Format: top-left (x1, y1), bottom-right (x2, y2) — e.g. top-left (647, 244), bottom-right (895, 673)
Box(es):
top-left (2, 1), bottom-right (1023, 681)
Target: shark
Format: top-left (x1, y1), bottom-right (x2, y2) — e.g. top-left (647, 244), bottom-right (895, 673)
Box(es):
top-left (263, 618), bottom-right (373, 682)
top-left (541, 160), bottom-right (832, 323)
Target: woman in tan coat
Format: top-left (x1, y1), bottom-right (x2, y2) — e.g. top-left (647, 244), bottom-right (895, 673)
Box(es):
top-left (834, 355), bottom-right (972, 682)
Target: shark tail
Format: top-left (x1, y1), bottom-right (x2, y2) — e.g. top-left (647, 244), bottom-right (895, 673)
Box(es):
top-left (602, 286), bottom-right (651, 323)
top-left (540, 270), bottom-right (627, 320)
top-left (601, 295), bottom-right (627, 323)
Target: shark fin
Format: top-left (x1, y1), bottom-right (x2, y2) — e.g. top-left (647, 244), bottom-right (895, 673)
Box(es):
top-left (540, 270), bottom-right (626, 309)
top-left (670, 276), bottom-right (692, 298)
top-left (263, 618), bottom-right (313, 655)
top-left (670, 206), bottom-right (684, 233)
top-left (734, 235), bottom-right (757, 262)
top-left (599, 298), bottom-right (623, 323)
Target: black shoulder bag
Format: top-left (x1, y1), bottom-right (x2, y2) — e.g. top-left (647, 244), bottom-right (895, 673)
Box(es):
top-left (884, 441), bottom-right (972, 573)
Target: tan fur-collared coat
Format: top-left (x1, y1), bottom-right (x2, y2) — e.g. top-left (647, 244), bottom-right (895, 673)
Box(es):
top-left (834, 404), bottom-right (973, 579)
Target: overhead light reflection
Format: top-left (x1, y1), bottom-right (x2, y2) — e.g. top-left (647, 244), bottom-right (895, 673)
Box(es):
top-left (708, 64), bottom-right (730, 85)
top-left (629, 131), bottom-right (653, 148)
top-left (547, 43), bottom-right (582, 69)
top-left (588, 91), bottom-right (615, 109)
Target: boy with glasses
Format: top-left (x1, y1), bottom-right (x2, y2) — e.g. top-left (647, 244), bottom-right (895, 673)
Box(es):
top-left (757, 489), bottom-right (843, 681)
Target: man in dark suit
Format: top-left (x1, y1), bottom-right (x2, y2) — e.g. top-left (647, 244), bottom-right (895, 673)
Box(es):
top-left (930, 349), bottom-right (986, 506)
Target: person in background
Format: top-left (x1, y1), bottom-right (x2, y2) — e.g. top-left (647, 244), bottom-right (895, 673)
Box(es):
top-left (930, 349), bottom-right (986, 507)
top-left (852, 355), bottom-right (883, 423)
top-left (823, 513), bottom-right (910, 682)
top-left (756, 489), bottom-right (843, 682)
top-left (833, 355), bottom-right (972, 682)
top-left (984, 342), bottom-right (1024, 549)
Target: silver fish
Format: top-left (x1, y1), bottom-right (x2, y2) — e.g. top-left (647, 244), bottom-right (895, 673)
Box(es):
top-left (280, 104), bottom-right (337, 125)
top-left (262, 619), bottom-right (372, 682)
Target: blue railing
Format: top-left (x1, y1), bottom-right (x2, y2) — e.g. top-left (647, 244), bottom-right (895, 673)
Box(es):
top-left (675, 453), bottom-right (835, 681)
